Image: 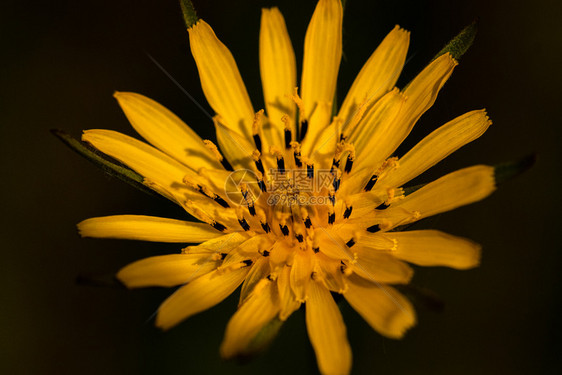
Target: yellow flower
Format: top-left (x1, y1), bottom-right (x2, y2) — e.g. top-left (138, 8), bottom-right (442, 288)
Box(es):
top-left (77, 1), bottom-right (495, 374)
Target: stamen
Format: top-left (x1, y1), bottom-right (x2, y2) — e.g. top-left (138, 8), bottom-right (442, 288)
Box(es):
top-left (328, 205), bottom-right (335, 225)
top-left (364, 175), bottom-right (378, 191)
top-left (291, 141), bottom-right (303, 168)
top-left (344, 151), bottom-right (355, 174)
top-left (346, 238), bottom-right (356, 248)
top-left (295, 234), bottom-right (304, 243)
top-left (252, 150), bottom-right (265, 174)
top-left (242, 259), bottom-right (253, 267)
top-left (299, 119), bottom-right (309, 141)
top-left (252, 110), bottom-right (264, 152)
top-left (261, 222), bottom-right (271, 233)
top-left (332, 169), bottom-right (342, 192)
top-left (256, 208), bottom-right (270, 233)
top-left (261, 249), bottom-right (270, 257)
top-left (247, 203), bottom-right (256, 216)
top-left (236, 208), bottom-right (251, 231)
top-left (279, 224), bottom-right (290, 236)
top-left (307, 163), bottom-right (314, 179)
top-left (313, 247), bottom-right (320, 253)
top-left (366, 224), bottom-right (381, 233)
top-left (376, 202), bottom-right (389, 210)
top-left (304, 217), bottom-right (312, 228)
top-left (203, 140), bottom-right (233, 171)
top-left (284, 126), bottom-right (292, 149)
top-left (271, 146), bottom-right (285, 173)
top-left (238, 218), bottom-right (250, 231)
top-left (343, 205), bottom-right (353, 219)
top-left (212, 221), bottom-right (227, 232)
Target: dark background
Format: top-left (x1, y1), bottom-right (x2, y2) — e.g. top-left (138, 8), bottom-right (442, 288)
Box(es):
top-left (2, 0), bottom-right (561, 373)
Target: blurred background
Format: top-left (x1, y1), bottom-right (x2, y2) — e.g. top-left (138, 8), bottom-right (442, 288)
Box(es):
top-left (2, 0), bottom-right (561, 373)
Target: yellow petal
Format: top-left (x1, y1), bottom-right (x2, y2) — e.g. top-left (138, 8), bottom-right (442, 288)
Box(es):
top-left (156, 266), bottom-right (249, 330)
top-left (185, 232), bottom-right (251, 254)
top-left (277, 265), bottom-right (301, 320)
top-left (189, 20), bottom-right (254, 142)
top-left (381, 109), bottom-right (492, 188)
top-left (113, 92), bottom-right (222, 171)
top-left (77, 215), bottom-right (221, 242)
top-left (348, 88), bottom-right (405, 171)
top-left (301, 0), bottom-right (343, 120)
top-left (377, 165), bottom-right (496, 228)
top-left (82, 129), bottom-right (189, 201)
top-left (220, 278), bottom-right (280, 359)
top-left (260, 7), bottom-right (297, 143)
top-left (402, 53), bottom-right (458, 126)
top-left (344, 274), bottom-right (416, 339)
top-left (338, 26), bottom-right (410, 130)
top-left (301, 102), bottom-right (337, 169)
top-left (352, 246), bottom-right (413, 284)
top-left (385, 230), bottom-right (481, 269)
top-left (214, 116), bottom-right (255, 170)
top-left (117, 253), bottom-right (219, 288)
top-left (239, 256), bottom-right (271, 304)
top-left (356, 54), bottom-right (457, 171)
top-left (306, 280), bottom-right (352, 375)
top-left (316, 253), bottom-right (348, 294)
top-left (290, 248), bottom-right (314, 302)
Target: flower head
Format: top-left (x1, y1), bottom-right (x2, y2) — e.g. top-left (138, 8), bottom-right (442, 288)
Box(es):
top-left (77, 1), bottom-right (496, 374)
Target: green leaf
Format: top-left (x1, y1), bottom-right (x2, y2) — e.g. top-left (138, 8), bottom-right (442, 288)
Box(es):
top-left (433, 20), bottom-right (478, 61)
top-left (180, 0), bottom-right (199, 29)
top-left (494, 154), bottom-right (536, 185)
top-left (51, 129), bottom-right (163, 199)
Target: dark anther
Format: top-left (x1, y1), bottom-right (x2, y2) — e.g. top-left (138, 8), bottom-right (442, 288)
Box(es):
top-left (328, 212), bottom-right (335, 225)
top-left (330, 159), bottom-right (340, 174)
top-left (343, 206), bottom-right (353, 219)
top-left (307, 164), bottom-right (314, 179)
top-left (255, 158), bottom-right (265, 174)
top-left (340, 264), bottom-right (346, 274)
top-left (242, 259), bottom-right (253, 267)
top-left (299, 119), bottom-right (309, 141)
top-left (310, 271), bottom-right (317, 280)
top-left (220, 253), bottom-right (228, 260)
top-left (344, 155), bottom-right (353, 173)
top-left (296, 234), bottom-right (304, 243)
top-left (364, 175), bottom-right (378, 191)
top-left (220, 157), bottom-right (234, 171)
top-left (261, 222), bottom-right (271, 233)
top-left (212, 221), bottom-right (227, 232)
top-left (329, 194), bottom-right (336, 206)
top-left (376, 202), bottom-right (389, 210)
top-left (266, 274), bottom-right (274, 281)
top-left (313, 247), bottom-right (320, 253)
top-left (284, 128), bottom-right (292, 149)
top-left (262, 250), bottom-right (270, 257)
top-left (279, 224), bottom-right (290, 236)
top-left (253, 134), bottom-right (262, 152)
top-left (366, 224), bottom-right (381, 233)
top-left (258, 180), bottom-right (267, 192)
top-left (294, 151), bottom-right (303, 168)
top-left (332, 177), bottom-right (340, 192)
top-left (277, 157), bottom-right (285, 173)
top-left (248, 204), bottom-right (256, 216)
top-left (304, 217), bottom-right (312, 228)
top-left (238, 218), bottom-right (250, 231)
top-left (214, 195), bottom-right (230, 208)
top-left (346, 238), bottom-right (355, 248)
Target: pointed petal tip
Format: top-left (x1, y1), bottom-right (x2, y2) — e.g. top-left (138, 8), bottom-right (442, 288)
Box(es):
top-left (494, 154), bottom-right (536, 185)
top-left (180, 0), bottom-right (199, 29)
